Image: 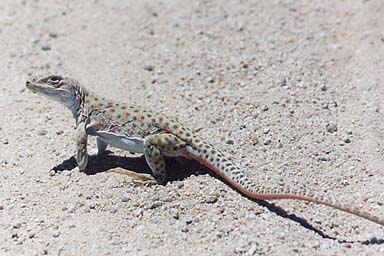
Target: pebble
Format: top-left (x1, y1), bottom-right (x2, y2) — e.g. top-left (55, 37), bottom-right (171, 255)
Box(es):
top-left (204, 193), bottom-right (219, 204)
top-left (148, 201), bottom-right (163, 209)
top-left (121, 195), bottom-right (131, 203)
top-left (3, 139), bottom-right (9, 144)
top-left (321, 84), bottom-right (327, 91)
top-left (206, 77), bottom-right (215, 83)
top-left (56, 130), bottom-right (64, 135)
top-left (263, 138), bottom-right (271, 145)
top-left (226, 139), bottom-right (234, 145)
top-left (144, 65), bottom-right (154, 71)
top-left (325, 123), bottom-right (337, 133)
top-left (344, 138), bottom-right (351, 143)
top-left (40, 43), bottom-right (51, 51)
top-left (37, 129), bottom-right (48, 136)
top-left (0, 205), bottom-right (3, 210)
top-left (52, 230), bottom-right (60, 238)
top-left (261, 105), bottom-right (269, 111)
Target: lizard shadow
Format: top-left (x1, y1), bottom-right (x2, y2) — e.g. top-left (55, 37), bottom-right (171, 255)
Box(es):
top-left (51, 154), bottom-right (383, 245)
top-left (51, 151), bottom-right (203, 180)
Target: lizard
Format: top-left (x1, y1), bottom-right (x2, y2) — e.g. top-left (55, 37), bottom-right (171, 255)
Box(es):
top-left (25, 74), bottom-right (384, 227)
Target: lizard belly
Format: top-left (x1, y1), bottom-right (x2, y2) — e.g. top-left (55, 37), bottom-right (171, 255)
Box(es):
top-left (95, 131), bottom-right (144, 153)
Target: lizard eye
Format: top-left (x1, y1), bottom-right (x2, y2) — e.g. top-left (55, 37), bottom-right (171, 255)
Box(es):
top-left (48, 76), bottom-right (62, 86)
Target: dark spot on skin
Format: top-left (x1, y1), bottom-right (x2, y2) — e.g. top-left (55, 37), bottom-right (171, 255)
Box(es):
top-left (203, 149), bottom-right (207, 154)
top-left (216, 158), bottom-right (220, 162)
top-left (164, 122), bottom-right (169, 127)
top-left (205, 144), bottom-right (210, 149)
top-left (226, 163), bottom-right (232, 167)
top-left (195, 139), bottom-right (200, 143)
top-left (134, 109), bottom-right (139, 113)
top-left (159, 117), bottom-right (164, 122)
top-left (121, 105), bottom-right (127, 110)
top-left (210, 157), bottom-right (214, 162)
top-left (151, 118), bottom-right (157, 123)
top-left (146, 113), bottom-right (152, 118)
top-left (173, 125), bottom-right (178, 129)
top-left (186, 132), bottom-right (191, 137)
top-left (133, 116), bottom-right (137, 121)
top-left (94, 97), bottom-right (98, 101)
top-left (173, 146), bottom-right (179, 151)
top-left (211, 150), bottom-right (215, 155)
top-left (116, 114), bottom-right (121, 119)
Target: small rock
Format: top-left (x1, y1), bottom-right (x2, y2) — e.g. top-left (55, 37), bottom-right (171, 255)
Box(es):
top-left (148, 201), bottom-right (163, 209)
top-left (263, 139), bottom-right (271, 145)
top-left (346, 129), bottom-right (353, 135)
top-left (261, 105), bottom-right (269, 111)
top-left (49, 32), bottom-right (58, 38)
top-left (121, 195), bottom-right (131, 203)
top-left (3, 139), bottom-right (9, 145)
top-left (41, 43), bottom-right (51, 51)
top-left (37, 129), bottom-right (48, 136)
top-left (204, 193), bottom-right (219, 204)
top-left (326, 123), bottom-right (337, 133)
top-left (319, 155), bottom-right (330, 162)
top-left (321, 85), bottom-right (327, 91)
top-left (52, 230), bottom-right (60, 238)
top-left (226, 139), bottom-right (234, 145)
top-left (144, 65), bottom-right (154, 71)
top-left (207, 77), bottom-right (215, 83)
top-left (28, 232), bottom-right (36, 239)
top-left (344, 138), bottom-right (351, 143)
top-left (56, 130), bottom-right (64, 135)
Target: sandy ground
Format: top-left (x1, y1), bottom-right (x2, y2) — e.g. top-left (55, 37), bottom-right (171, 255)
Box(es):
top-left (1, 0), bottom-right (384, 255)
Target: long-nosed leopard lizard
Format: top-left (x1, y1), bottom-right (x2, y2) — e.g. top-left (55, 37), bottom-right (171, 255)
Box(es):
top-left (26, 75), bottom-right (384, 228)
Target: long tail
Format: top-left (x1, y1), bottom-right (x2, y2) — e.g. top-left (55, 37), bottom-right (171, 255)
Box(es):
top-left (184, 144), bottom-right (384, 227)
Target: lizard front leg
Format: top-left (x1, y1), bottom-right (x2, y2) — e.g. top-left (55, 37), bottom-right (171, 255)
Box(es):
top-left (73, 121), bottom-right (89, 171)
top-left (143, 133), bottom-right (187, 184)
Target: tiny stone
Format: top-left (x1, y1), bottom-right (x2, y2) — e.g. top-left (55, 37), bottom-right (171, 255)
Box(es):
top-left (0, 205), bottom-right (3, 210)
top-left (346, 129), bottom-right (353, 135)
top-left (56, 130), bottom-right (64, 135)
top-left (41, 43), bottom-right (51, 51)
top-left (52, 230), bottom-right (60, 238)
top-left (121, 195), bottom-right (131, 203)
top-left (261, 105), bottom-right (269, 111)
top-left (226, 139), bottom-right (234, 145)
top-left (319, 155), bottom-right (330, 162)
top-left (326, 123), bottom-right (337, 133)
top-left (144, 65), bottom-right (154, 71)
top-left (37, 129), bottom-right (48, 136)
top-left (344, 138), bottom-right (351, 143)
top-left (204, 194), bottom-right (219, 204)
top-left (148, 201), bottom-right (163, 209)
top-left (3, 139), bottom-right (9, 144)
top-left (49, 32), bottom-right (58, 38)
top-left (321, 84), bottom-right (327, 91)
top-left (263, 139), bottom-right (271, 145)
top-left (207, 77), bottom-right (215, 83)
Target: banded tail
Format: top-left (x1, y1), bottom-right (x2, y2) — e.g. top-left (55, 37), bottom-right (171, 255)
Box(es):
top-left (184, 143), bottom-right (384, 227)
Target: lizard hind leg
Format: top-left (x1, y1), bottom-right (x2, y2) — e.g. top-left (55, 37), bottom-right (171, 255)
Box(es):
top-left (143, 133), bottom-right (187, 184)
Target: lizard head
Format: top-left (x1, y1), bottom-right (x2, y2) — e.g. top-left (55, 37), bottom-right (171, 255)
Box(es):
top-left (26, 75), bottom-right (87, 108)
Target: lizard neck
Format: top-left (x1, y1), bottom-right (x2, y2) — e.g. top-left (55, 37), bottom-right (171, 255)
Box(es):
top-left (65, 85), bottom-right (89, 124)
